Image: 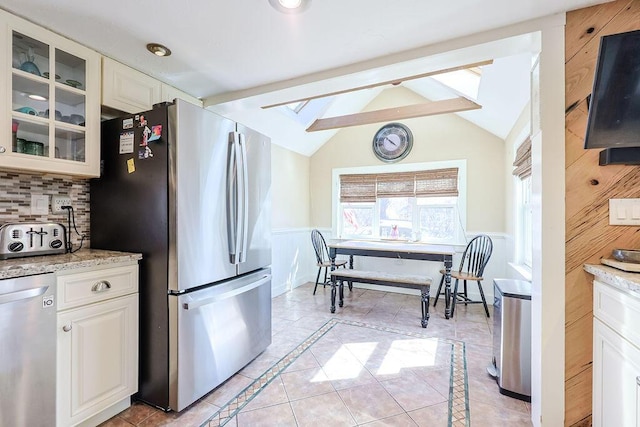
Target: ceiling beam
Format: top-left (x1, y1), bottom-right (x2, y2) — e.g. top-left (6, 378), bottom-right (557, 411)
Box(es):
top-left (306, 97), bottom-right (481, 132)
top-left (262, 59), bottom-right (492, 109)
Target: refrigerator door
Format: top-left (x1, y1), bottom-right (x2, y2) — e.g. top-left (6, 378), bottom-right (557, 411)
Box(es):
top-left (170, 100), bottom-right (237, 291)
top-left (236, 123), bottom-right (272, 275)
top-left (170, 269), bottom-right (272, 411)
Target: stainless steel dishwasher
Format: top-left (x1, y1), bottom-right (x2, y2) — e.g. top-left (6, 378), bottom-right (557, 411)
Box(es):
top-left (0, 273), bottom-right (56, 427)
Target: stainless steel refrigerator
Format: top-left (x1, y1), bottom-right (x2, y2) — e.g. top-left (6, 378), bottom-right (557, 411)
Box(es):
top-left (90, 99), bottom-right (272, 412)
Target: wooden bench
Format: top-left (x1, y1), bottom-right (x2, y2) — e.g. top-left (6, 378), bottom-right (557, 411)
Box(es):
top-left (330, 269), bottom-right (433, 328)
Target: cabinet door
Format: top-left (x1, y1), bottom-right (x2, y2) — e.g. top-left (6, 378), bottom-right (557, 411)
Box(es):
top-left (102, 57), bottom-right (161, 113)
top-left (0, 11), bottom-right (100, 177)
top-left (593, 318), bottom-right (640, 427)
top-left (57, 294), bottom-right (138, 427)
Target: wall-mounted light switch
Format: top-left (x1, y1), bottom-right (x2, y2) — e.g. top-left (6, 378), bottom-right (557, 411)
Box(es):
top-left (609, 198), bottom-right (640, 225)
top-left (30, 194), bottom-right (49, 215)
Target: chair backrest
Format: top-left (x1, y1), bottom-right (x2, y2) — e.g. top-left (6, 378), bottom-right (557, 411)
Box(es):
top-left (311, 229), bottom-right (329, 265)
top-left (457, 234), bottom-right (493, 278)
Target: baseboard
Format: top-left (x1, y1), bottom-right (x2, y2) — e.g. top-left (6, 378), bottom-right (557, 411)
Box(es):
top-left (75, 397), bottom-right (131, 427)
top-left (272, 282), bottom-right (288, 297)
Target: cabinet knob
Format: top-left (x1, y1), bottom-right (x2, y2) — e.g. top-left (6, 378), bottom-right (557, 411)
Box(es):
top-left (91, 280), bottom-right (112, 293)
top-left (62, 324), bottom-right (72, 332)
top-left (0, 146), bottom-right (5, 153)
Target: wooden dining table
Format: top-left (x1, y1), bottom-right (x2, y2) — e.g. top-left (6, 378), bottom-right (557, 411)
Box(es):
top-left (327, 239), bottom-right (456, 319)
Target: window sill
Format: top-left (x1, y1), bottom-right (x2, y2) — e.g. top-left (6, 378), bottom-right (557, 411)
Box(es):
top-left (508, 262), bottom-right (532, 282)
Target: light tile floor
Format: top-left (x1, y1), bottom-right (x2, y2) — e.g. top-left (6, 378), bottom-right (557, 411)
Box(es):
top-left (101, 282), bottom-right (532, 426)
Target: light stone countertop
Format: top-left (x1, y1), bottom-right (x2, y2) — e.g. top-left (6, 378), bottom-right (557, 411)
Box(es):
top-left (584, 263), bottom-right (640, 296)
top-left (0, 249), bottom-right (142, 280)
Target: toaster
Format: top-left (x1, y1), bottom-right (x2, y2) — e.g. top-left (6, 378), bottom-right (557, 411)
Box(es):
top-left (0, 222), bottom-right (67, 259)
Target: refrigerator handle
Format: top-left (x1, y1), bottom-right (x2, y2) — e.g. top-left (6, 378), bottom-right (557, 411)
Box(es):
top-left (238, 133), bottom-right (249, 263)
top-left (182, 275), bottom-right (271, 310)
top-left (226, 132), bottom-right (241, 264)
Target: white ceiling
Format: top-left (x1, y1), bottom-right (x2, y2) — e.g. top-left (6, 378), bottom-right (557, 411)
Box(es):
top-left (0, 0), bottom-right (604, 154)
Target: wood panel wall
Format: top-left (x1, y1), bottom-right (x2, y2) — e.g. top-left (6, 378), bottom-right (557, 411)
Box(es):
top-left (565, 1), bottom-right (640, 425)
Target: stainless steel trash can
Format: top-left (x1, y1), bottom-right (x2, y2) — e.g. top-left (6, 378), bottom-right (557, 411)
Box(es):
top-left (487, 278), bottom-right (531, 402)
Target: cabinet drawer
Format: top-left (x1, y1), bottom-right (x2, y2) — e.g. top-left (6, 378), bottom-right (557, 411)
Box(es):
top-left (57, 264), bottom-right (138, 310)
top-left (594, 280), bottom-right (640, 348)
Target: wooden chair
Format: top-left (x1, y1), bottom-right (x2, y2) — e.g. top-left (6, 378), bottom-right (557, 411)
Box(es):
top-left (433, 234), bottom-right (493, 317)
top-left (311, 229), bottom-right (347, 295)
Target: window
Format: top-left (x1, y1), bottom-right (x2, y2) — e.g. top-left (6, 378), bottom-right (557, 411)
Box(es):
top-left (519, 176), bottom-right (532, 267)
top-left (334, 162), bottom-right (466, 245)
top-left (513, 137), bottom-right (532, 268)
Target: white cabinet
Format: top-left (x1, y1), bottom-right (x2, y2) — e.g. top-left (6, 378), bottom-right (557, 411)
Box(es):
top-left (102, 57), bottom-right (161, 114)
top-left (56, 263), bottom-right (139, 427)
top-left (592, 280), bottom-right (640, 427)
top-left (102, 57), bottom-right (201, 114)
top-left (0, 9), bottom-right (101, 176)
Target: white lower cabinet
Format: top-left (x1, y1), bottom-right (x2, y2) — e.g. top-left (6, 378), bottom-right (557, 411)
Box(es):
top-left (56, 263), bottom-right (139, 427)
top-left (593, 280), bottom-right (640, 427)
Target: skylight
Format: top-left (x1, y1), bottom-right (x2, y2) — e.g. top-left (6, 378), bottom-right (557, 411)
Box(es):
top-left (284, 100), bottom-right (309, 113)
top-left (277, 96), bottom-right (334, 126)
top-left (430, 68), bottom-right (482, 100)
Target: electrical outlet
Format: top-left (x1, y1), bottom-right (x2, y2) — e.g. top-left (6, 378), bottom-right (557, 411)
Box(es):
top-left (52, 195), bottom-right (72, 214)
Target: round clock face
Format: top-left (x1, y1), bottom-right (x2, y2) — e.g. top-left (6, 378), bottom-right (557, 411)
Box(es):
top-left (372, 123), bottom-right (413, 163)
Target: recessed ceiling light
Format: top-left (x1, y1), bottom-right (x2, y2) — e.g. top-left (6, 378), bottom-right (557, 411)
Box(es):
top-left (146, 43), bottom-right (171, 57)
top-left (268, 0), bottom-right (310, 14)
top-left (28, 94), bottom-right (47, 101)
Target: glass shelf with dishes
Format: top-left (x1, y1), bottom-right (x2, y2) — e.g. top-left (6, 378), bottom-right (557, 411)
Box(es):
top-left (2, 10), bottom-right (99, 176)
top-left (9, 30), bottom-right (87, 163)
top-left (11, 117), bottom-right (49, 157)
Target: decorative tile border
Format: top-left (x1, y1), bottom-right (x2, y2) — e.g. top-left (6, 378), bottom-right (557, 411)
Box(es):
top-left (200, 318), bottom-right (469, 427)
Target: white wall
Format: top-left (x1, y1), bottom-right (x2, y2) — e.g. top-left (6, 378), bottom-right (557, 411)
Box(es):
top-left (271, 228), bottom-right (316, 296)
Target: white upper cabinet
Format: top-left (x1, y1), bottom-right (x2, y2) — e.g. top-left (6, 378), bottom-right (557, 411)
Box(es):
top-left (102, 57), bottom-right (161, 113)
top-left (102, 57), bottom-right (201, 114)
top-left (0, 10), bottom-right (101, 177)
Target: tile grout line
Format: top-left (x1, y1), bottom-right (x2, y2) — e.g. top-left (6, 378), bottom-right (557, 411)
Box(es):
top-left (199, 317), bottom-right (468, 427)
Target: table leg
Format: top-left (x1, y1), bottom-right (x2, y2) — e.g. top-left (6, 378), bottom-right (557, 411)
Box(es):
top-left (420, 285), bottom-right (430, 328)
top-left (348, 255), bottom-right (354, 291)
top-left (444, 256), bottom-right (453, 319)
top-left (330, 249), bottom-right (337, 313)
top-left (330, 281), bottom-right (337, 313)
top-left (339, 280), bottom-right (344, 307)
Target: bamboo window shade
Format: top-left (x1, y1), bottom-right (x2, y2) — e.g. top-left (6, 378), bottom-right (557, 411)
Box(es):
top-left (512, 137), bottom-right (531, 179)
top-left (340, 168), bottom-right (458, 202)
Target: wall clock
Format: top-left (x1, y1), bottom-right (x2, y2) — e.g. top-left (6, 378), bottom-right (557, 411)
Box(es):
top-left (372, 123), bottom-right (413, 163)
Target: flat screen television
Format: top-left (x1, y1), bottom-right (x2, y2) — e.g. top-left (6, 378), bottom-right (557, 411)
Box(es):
top-left (584, 29), bottom-right (640, 151)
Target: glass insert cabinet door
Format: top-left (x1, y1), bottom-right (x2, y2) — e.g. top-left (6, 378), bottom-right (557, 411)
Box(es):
top-left (11, 31), bottom-right (86, 162)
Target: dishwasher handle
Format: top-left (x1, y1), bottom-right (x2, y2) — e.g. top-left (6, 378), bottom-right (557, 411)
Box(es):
top-left (0, 285), bottom-right (48, 305)
top-left (183, 275), bottom-right (270, 310)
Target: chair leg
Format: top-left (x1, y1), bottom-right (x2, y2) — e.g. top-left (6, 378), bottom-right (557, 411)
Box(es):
top-left (313, 267), bottom-right (322, 295)
top-left (463, 280), bottom-right (468, 306)
top-left (323, 266), bottom-right (329, 287)
top-left (433, 275), bottom-right (445, 307)
top-left (451, 279), bottom-right (460, 317)
top-left (477, 280), bottom-right (490, 318)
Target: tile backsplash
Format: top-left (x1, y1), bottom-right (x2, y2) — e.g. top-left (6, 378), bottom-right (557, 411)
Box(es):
top-left (0, 169), bottom-right (90, 249)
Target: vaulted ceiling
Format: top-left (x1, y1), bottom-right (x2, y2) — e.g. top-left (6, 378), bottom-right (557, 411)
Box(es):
top-left (0, 0), bottom-right (605, 154)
